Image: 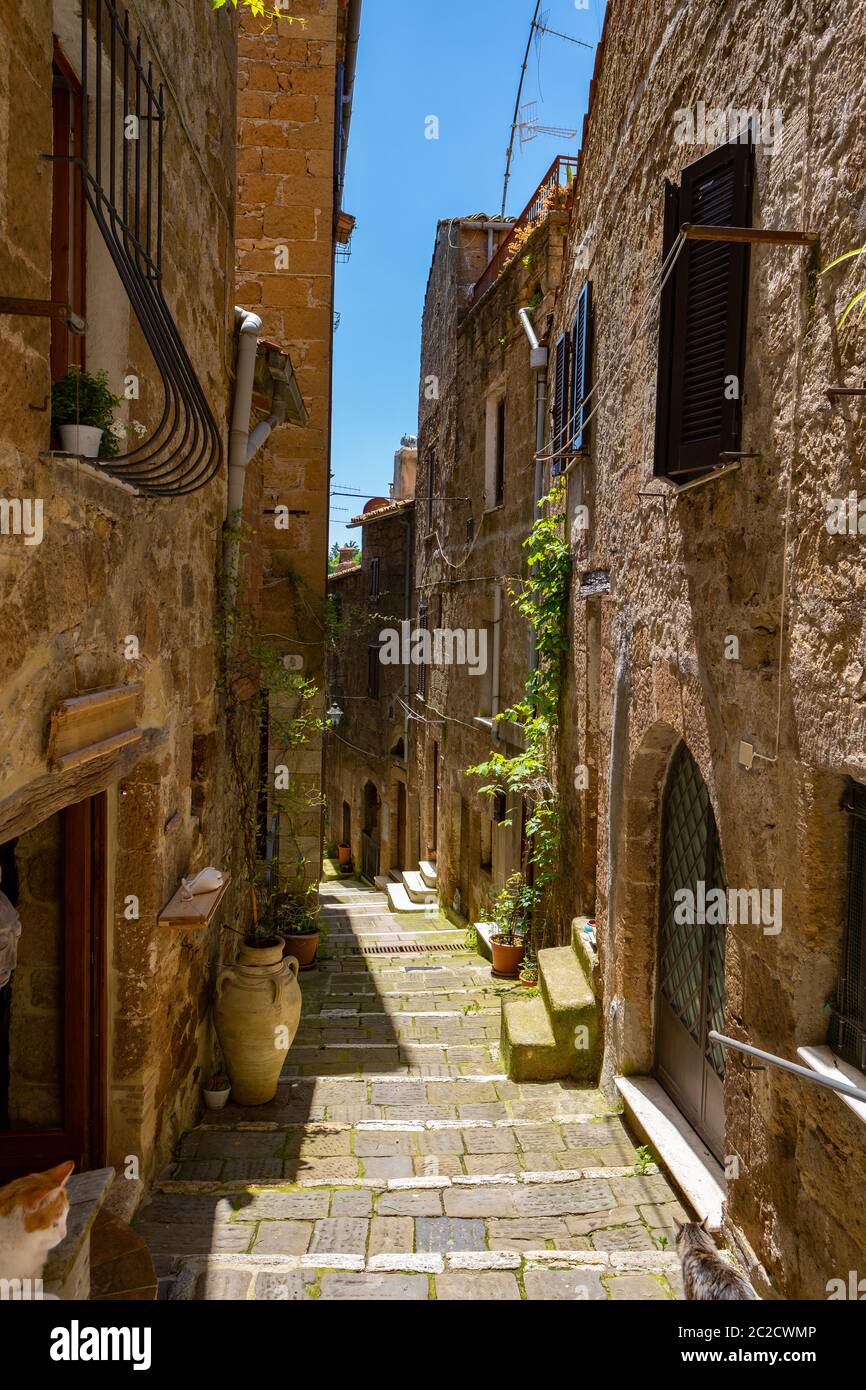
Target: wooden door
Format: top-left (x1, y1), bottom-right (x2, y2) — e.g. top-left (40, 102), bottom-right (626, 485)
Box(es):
top-left (0, 795), bottom-right (107, 1181)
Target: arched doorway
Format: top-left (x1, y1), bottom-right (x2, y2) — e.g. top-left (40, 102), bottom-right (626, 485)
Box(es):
top-left (361, 782), bottom-right (380, 882)
top-left (655, 742), bottom-right (727, 1161)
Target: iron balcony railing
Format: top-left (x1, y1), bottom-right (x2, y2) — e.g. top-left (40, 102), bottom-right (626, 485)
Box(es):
top-left (58, 0), bottom-right (223, 495)
top-left (472, 154), bottom-right (578, 304)
top-left (708, 1031), bottom-right (866, 1106)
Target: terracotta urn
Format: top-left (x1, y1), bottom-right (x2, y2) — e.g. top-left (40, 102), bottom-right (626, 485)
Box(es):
top-left (213, 941), bottom-right (301, 1105)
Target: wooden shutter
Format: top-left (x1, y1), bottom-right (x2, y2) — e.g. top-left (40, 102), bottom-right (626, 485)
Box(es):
top-left (551, 333), bottom-right (569, 474)
top-left (654, 141), bottom-right (753, 480)
top-left (570, 280), bottom-right (593, 453)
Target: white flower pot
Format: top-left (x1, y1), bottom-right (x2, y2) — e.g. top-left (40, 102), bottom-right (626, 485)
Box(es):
top-left (58, 423), bottom-right (104, 459)
top-left (203, 1087), bottom-right (231, 1111)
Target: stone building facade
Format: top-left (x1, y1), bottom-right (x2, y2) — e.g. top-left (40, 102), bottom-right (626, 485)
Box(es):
top-left (235, 0), bottom-right (361, 890)
top-left (410, 205), bottom-right (569, 926)
top-left (325, 439), bottom-right (417, 883)
top-left (541, 0), bottom-right (866, 1299)
top-left (0, 0), bottom-right (245, 1196)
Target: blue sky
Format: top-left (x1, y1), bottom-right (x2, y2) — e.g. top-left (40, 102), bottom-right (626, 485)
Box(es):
top-left (329, 0), bottom-right (605, 546)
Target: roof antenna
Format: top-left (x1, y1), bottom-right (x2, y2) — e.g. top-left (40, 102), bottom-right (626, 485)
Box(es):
top-left (501, 0), bottom-right (543, 219)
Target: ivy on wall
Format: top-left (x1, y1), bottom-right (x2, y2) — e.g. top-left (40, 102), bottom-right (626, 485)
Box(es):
top-left (468, 481), bottom-right (571, 925)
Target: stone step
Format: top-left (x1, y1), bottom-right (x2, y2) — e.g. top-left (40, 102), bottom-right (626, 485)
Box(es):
top-left (537, 946), bottom-right (599, 1082)
top-left (571, 916), bottom-right (599, 995)
top-left (419, 861), bottom-right (438, 888)
top-left (45, 1167), bottom-right (116, 1300)
top-left (385, 881), bottom-right (431, 913)
top-left (500, 996), bottom-right (567, 1083)
top-left (401, 870), bottom-right (437, 904)
top-left (157, 1250), bottom-right (684, 1301)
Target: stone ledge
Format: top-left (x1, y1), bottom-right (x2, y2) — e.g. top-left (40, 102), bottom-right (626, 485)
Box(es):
top-left (797, 1045), bottom-right (866, 1126)
top-left (44, 1167), bottom-right (115, 1299)
top-left (614, 1076), bottom-right (725, 1231)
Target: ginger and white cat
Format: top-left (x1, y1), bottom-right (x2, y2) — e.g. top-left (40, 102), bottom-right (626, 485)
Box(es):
top-left (0, 1161), bottom-right (74, 1282)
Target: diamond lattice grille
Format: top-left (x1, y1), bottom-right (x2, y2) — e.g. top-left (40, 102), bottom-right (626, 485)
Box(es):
top-left (659, 747), bottom-right (726, 1076)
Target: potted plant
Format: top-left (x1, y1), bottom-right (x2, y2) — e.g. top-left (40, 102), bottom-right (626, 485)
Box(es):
top-left (203, 1073), bottom-right (231, 1110)
top-left (51, 366), bottom-right (122, 459)
top-left (519, 958), bottom-right (538, 987)
top-left (274, 888), bottom-right (322, 971)
top-left (489, 873), bottom-right (533, 978)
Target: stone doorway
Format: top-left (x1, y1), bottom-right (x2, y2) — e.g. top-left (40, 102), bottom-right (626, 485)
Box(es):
top-left (654, 743), bottom-right (726, 1162)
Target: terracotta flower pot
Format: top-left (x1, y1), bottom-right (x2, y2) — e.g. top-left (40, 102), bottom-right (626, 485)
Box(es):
top-left (491, 937), bottom-right (526, 978)
top-left (213, 940), bottom-right (301, 1105)
top-left (281, 930), bottom-right (319, 971)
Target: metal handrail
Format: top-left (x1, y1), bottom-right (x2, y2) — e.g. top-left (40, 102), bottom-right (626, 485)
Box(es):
top-left (709, 1031), bottom-right (866, 1105)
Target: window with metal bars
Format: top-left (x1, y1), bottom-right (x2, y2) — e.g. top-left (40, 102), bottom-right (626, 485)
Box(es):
top-left (426, 449), bottom-right (436, 530)
top-left (654, 141), bottom-right (753, 483)
top-left (830, 782), bottom-right (866, 1070)
top-left (58, 0), bottom-right (222, 495)
top-left (368, 556), bottom-right (380, 600)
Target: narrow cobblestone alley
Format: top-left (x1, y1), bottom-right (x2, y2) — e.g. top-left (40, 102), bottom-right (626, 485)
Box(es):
top-left (136, 877), bottom-right (686, 1300)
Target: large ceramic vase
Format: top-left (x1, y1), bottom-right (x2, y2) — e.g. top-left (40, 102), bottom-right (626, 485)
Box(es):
top-left (213, 941), bottom-right (301, 1105)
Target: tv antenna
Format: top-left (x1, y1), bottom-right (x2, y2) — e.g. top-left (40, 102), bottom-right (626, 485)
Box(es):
top-left (518, 100), bottom-right (578, 149)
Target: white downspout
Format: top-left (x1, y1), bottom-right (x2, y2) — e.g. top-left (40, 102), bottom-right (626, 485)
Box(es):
top-left (225, 309), bottom-right (263, 580)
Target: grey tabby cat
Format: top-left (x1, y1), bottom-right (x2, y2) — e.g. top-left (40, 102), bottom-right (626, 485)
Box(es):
top-left (676, 1218), bottom-right (759, 1300)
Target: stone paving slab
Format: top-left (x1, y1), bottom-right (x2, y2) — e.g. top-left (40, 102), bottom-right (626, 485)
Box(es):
top-left (144, 877), bottom-right (688, 1301)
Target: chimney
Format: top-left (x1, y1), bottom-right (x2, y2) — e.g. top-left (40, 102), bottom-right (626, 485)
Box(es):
top-left (338, 545), bottom-right (358, 565)
top-left (392, 433), bottom-right (418, 501)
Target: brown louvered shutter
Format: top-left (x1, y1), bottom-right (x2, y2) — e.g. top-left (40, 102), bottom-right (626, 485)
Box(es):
top-left (552, 332), bottom-right (569, 474)
top-left (654, 141), bottom-right (753, 481)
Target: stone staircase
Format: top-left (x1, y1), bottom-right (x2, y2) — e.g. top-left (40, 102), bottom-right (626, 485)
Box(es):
top-left (135, 880), bottom-right (686, 1300)
top-left (500, 918), bottom-right (601, 1083)
top-left (376, 859), bottom-right (439, 915)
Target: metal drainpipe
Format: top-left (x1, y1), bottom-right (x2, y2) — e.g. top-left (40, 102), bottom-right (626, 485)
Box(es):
top-left (225, 308), bottom-right (263, 602)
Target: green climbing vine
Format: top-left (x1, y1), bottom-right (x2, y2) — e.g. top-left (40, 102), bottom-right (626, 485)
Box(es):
top-left (216, 522), bottom-right (322, 943)
top-left (467, 481), bottom-right (571, 926)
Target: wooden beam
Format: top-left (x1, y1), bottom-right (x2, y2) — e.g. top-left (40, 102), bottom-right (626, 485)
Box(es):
top-left (681, 224), bottom-right (818, 246)
top-left (0, 297), bottom-right (86, 331)
top-left (48, 682), bottom-right (143, 770)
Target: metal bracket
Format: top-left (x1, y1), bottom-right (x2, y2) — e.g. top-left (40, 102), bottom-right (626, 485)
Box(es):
top-left (681, 223), bottom-right (818, 247)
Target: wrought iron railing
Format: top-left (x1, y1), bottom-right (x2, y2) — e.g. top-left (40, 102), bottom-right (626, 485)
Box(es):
top-left (472, 155), bottom-right (578, 305)
top-left (60, 0), bottom-right (222, 495)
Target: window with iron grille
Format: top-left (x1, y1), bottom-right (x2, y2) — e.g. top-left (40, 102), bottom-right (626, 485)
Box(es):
top-left (830, 782), bottom-right (866, 1070)
top-left (368, 556), bottom-right (380, 600)
top-left (366, 644), bottom-right (381, 700)
top-left (654, 140), bottom-right (753, 483)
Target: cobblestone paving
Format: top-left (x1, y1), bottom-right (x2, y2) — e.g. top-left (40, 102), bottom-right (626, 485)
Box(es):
top-left (139, 878), bottom-right (686, 1300)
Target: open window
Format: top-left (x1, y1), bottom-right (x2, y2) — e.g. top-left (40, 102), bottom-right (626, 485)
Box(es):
top-left (368, 556), bottom-right (380, 601)
top-left (654, 141), bottom-right (754, 482)
top-left (830, 783), bottom-right (866, 1070)
top-left (551, 332), bottom-right (569, 471)
top-left (366, 644), bottom-right (381, 700)
top-left (485, 391), bottom-right (506, 507)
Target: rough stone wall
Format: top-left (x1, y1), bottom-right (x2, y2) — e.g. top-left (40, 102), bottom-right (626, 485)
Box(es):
top-left (0, 0), bottom-right (240, 1189)
top-left (548, 0), bottom-right (866, 1297)
top-left (236, 0), bottom-right (351, 889)
top-left (325, 506), bottom-right (415, 876)
top-left (412, 215), bottom-right (567, 925)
